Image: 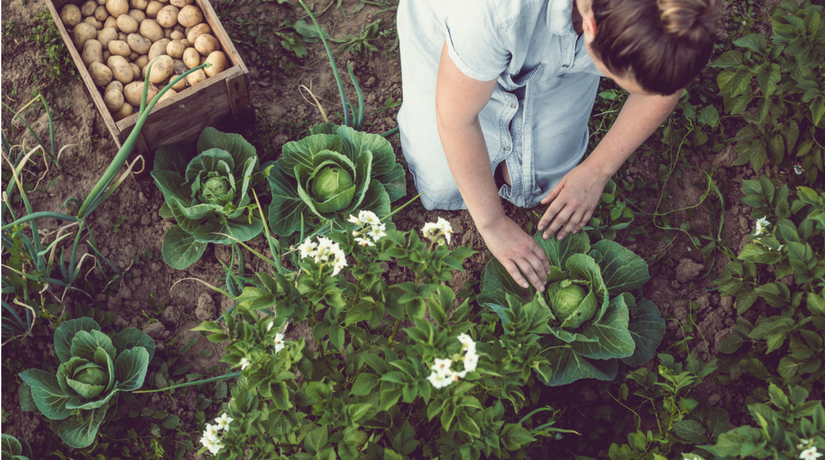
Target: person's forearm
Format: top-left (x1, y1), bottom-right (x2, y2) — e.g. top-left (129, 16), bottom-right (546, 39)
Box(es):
top-left (436, 114), bottom-right (505, 229)
top-left (582, 91), bottom-right (680, 179)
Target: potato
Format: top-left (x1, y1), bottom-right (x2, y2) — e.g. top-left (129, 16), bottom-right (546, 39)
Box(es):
top-left (139, 19), bottom-right (164, 41)
top-left (105, 80), bottom-right (124, 94)
top-left (203, 50), bottom-right (226, 77)
top-left (60, 4), bottom-right (82, 27)
top-left (194, 34), bottom-right (218, 56)
top-left (108, 40), bottom-right (130, 56)
top-left (105, 0), bottom-right (129, 17)
top-left (130, 0), bottom-right (148, 10)
top-left (156, 5), bottom-right (178, 28)
top-left (112, 102), bottom-right (134, 121)
top-left (89, 62), bottom-right (113, 87)
top-left (169, 0), bottom-right (191, 7)
top-left (144, 55), bottom-right (173, 83)
top-left (176, 5), bottom-right (202, 27)
top-left (129, 62), bottom-right (141, 79)
top-left (145, 1), bottom-right (163, 18)
top-left (128, 9), bottom-right (146, 23)
top-left (169, 72), bottom-right (186, 91)
top-left (182, 47), bottom-right (199, 69)
top-left (104, 89), bottom-right (124, 111)
top-left (185, 68), bottom-right (206, 86)
top-left (129, 51), bottom-right (139, 60)
top-left (97, 27), bottom-right (117, 48)
top-left (103, 16), bottom-right (118, 29)
top-left (98, 0), bottom-right (106, 5)
top-left (136, 55), bottom-right (149, 69)
top-left (83, 17), bottom-right (103, 30)
top-left (173, 24), bottom-right (185, 33)
top-left (127, 33), bottom-right (151, 54)
top-left (148, 38), bottom-right (171, 60)
top-left (157, 88), bottom-right (177, 103)
top-left (166, 39), bottom-right (185, 58)
top-left (94, 5), bottom-right (109, 21)
top-left (81, 1), bottom-right (97, 16)
top-left (73, 23), bottom-right (97, 49)
top-left (124, 81), bottom-right (158, 107)
top-left (169, 30), bottom-right (184, 41)
top-left (108, 55), bottom-right (134, 84)
top-left (163, 27), bottom-right (173, 38)
top-left (116, 14), bottom-right (138, 33)
top-left (185, 23), bottom-right (210, 44)
top-left (103, 50), bottom-right (111, 61)
top-left (82, 39), bottom-right (103, 66)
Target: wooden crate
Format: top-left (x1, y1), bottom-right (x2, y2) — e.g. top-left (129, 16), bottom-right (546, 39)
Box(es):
top-left (45, 0), bottom-right (250, 154)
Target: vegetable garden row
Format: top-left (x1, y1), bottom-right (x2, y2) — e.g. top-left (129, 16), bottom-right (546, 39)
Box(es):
top-left (1, 0), bottom-right (824, 459)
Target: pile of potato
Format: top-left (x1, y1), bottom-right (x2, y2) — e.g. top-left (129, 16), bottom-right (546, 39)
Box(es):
top-left (59, 0), bottom-right (229, 121)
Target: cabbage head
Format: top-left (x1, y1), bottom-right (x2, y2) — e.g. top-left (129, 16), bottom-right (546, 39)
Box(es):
top-left (18, 318), bottom-right (155, 449)
top-left (151, 127), bottom-right (262, 269)
top-left (267, 124), bottom-right (406, 236)
top-left (479, 232), bottom-right (665, 386)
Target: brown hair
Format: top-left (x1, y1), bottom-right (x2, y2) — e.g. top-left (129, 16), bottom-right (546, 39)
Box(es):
top-left (590, 0), bottom-right (722, 95)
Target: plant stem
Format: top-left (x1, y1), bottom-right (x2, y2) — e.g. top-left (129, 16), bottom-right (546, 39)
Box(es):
top-left (134, 371), bottom-right (240, 393)
top-left (387, 318), bottom-right (402, 346)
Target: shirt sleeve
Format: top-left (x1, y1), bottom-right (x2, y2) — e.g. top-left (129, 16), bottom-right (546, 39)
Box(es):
top-left (443, 1), bottom-right (510, 82)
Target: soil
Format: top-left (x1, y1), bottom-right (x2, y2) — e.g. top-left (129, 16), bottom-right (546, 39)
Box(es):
top-left (0, 0), bottom-right (786, 458)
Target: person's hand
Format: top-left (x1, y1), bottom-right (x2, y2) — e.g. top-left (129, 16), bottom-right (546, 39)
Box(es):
top-left (478, 216), bottom-right (552, 291)
top-left (538, 162), bottom-right (609, 240)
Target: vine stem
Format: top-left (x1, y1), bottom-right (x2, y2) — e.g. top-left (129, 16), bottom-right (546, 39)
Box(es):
top-left (387, 319), bottom-right (402, 346)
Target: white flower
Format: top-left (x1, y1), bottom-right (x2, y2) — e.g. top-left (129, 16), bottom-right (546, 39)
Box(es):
top-left (316, 236), bottom-right (334, 262)
top-left (239, 358), bottom-right (250, 370)
top-left (463, 351), bottom-right (479, 373)
top-left (754, 217), bottom-right (770, 236)
top-left (355, 237), bottom-right (375, 247)
top-left (200, 435), bottom-right (222, 455)
top-left (794, 163), bottom-right (806, 175)
top-left (436, 217), bottom-right (453, 244)
top-left (358, 210), bottom-right (380, 226)
top-left (214, 413), bottom-right (233, 431)
top-left (297, 238), bottom-right (318, 260)
top-left (421, 222), bottom-right (439, 240)
top-left (274, 333), bottom-right (285, 353)
top-left (348, 214), bottom-right (361, 225)
top-left (798, 439), bottom-right (814, 450)
top-left (427, 370), bottom-right (454, 389)
top-left (801, 447), bottom-right (822, 460)
top-left (331, 247), bottom-right (348, 276)
top-left (203, 423), bottom-right (220, 441)
top-left (457, 333), bottom-right (476, 354)
top-left (433, 358), bottom-right (453, 378)
top-left (367, 224), bottom-right (387, 242)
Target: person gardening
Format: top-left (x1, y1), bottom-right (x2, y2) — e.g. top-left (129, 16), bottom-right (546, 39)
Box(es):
top-left (396, 0), bottom-right (721, 292)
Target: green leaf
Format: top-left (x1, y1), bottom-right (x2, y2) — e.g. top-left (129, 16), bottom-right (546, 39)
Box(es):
top-left (112, 328), bottom-right (156, 362)
top-left (70, 331), bottom-right (116, 363)
top-left (304, 426), bottom-right (328, 455)
top-left (782, 119), bottom-right (800, 151)
top-left (590, 240), bottom-right (650, 295)
top-left (350, 373), bottom-right (380, 396)
top-left (734, 34), bottom-right (767, 52)
top-left (674, 419), bottom-right (707, 443)
top-left (710, 50), bottom-right (743, 68)
top-left (280, 134), bottom-right (343, 174)
top-left (1, 434), bottom-right (23, 456)
top-left (756, 63), bottom-right (781, 97)
top-left (18, 369), bottom-right (81, 420)
top-left (721, 67), bottom-right (752, 97)
top-left (161, 224), bottom-right (208, 270)
top-left (54, 318), bottom-right (100, 364)
top-left (698, 105), bottom-right (720, 128)
top-left (478, 257), bottom-right (532, 308)
top-left (808, 293), bottom-right (825, 316)
top-left (534, 231), bottom-right (590, 269)
top-left (114, 347), bottom-right (150, 391)
top-left (572, 293), bottom-right (635, 360)
top-left (57, 405), bottom-right (107, 449)
top-left (152, 142), bottom-right (194, 176)
top-left (739, 244), bottom-right (782, 264)
top-left (196, 127), bottom-right (259, 178)
top-left (622, 297), bottom-right (665, 367)
top-left (539, 345), bottom-right (618, 386)
top-left (500, 424), bottom-right (536, 451)
top-left (267, 161), bottom-right (309, 236)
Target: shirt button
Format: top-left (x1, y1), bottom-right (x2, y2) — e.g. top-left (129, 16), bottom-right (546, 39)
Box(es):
top-left (503, 146), bottom-right (511, 151)
top-left (510, 102), bottom-right (517, 108)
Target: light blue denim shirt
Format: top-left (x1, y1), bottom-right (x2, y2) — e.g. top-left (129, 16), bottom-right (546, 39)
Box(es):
top-left (397, 0), bottom-right (604, 210)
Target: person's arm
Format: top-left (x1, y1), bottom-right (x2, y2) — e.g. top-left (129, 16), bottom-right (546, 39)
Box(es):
top-left (436, 41), bottom-right (551, 291)
top-left (537, 91), bottom-right (681, 240)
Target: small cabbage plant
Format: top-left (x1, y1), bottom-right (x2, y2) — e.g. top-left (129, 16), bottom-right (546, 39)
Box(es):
top-left (1, 434), bottom-right (32, 460)
top-left (479, 232), bottom-right (665, 386)
top-left (18, 318), bottom-right (155, 448)
top-left (151, 127), bottom-right (262, 269)
top-left (267, 124), bottom-right (406, 236)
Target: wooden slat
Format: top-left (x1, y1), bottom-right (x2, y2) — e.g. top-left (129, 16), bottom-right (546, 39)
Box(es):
top-left (45, 0), bottom-right (250, 154)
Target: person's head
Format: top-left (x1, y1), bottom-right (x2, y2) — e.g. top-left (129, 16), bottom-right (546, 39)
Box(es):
top-left (577, 0), bottom-right (721, 95)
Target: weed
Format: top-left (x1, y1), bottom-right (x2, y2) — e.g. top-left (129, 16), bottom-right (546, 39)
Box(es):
top-left (111, 214), bottom-right (128, 233)
top-left (28, 10), bottom-right (77, 87)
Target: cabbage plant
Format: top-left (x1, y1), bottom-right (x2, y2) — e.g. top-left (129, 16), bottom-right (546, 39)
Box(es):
top-left (479, 232), bottom-right (665, 386)
top-left (18, 318), bottom-right (155, 448)
top-left (151, 128), bottom-right (262, 269)
top-left (267, 124), bottom-right (406, 236)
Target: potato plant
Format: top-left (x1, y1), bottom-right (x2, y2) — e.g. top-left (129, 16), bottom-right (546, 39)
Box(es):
top-left (59, 0), bottom-right (229, 120)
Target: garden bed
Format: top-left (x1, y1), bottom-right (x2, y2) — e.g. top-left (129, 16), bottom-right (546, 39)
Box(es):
top-left (2, 0), bottom-right (823, 458)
